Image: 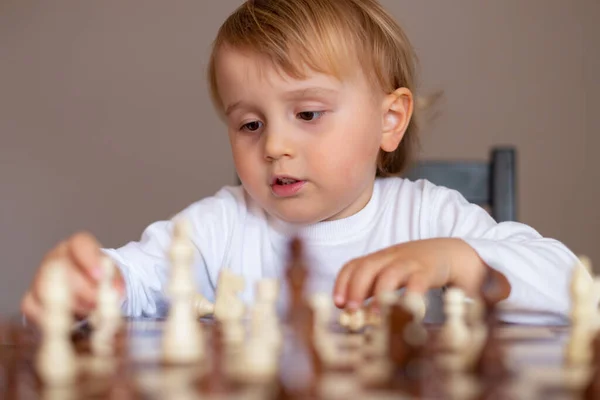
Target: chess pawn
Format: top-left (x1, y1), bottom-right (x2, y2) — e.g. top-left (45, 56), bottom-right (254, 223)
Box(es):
top-left (461, 298), bottom-right (488, 369)
top-left (366, 292), bottom-right (398, 326)
top-left (167, 219), bottom-right (195, 296)
top-left (167, 239), bottom-right (196, 296)
top-left (438, 288), bottom-right (469, 352)
top-left (91, 318), bottom-right (122, 359)
top-left (163, 297), bottom-right (204, 364)
top-left (388, 301), bottom-right (426, 369)
top-left (339, 308), bottom-right (366, 332)
top-left (369, 291), bottom-right (398, 356)
top-left (91, 257), bottom-right (123, 357)
top-left (400, 291), bottom-right (427, 322)
top-left (36, 263), bottom-right (77, 386)
top-left (377, 291), bottom-right (399, 318)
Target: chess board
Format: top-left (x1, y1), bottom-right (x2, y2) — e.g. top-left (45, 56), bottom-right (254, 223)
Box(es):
top-left (0, 315), bottom-right (588, 399)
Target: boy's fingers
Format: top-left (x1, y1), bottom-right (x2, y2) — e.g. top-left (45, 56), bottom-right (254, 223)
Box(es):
top-left (23, 288), bottom-right (92, 323)
top-left (344, 261), bottom-right (391, 309)
top-left (21, 291), bottom-right (43, 325)
top-left (334, 248), bottom-right (406, 308)
top-left (68, 267), bottom-right (98, 307)
top-left (333, 261), bottom-right (359, 307)
top-left (68, 232), bottom-right (103, 281)
top-left (372, 263), bottom-right (412, 298)
top-left (33, 259), bottom-right (98, 309)
top-left (72, 293), bottom-right (96, 317)
top-left (404, 272), bottom-right (430, 295)
top-left (112, 267), bottom-right (126, 295)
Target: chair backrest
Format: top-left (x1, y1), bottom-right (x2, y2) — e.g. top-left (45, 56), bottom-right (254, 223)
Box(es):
top-left (404, 147), bottom-right (517, 222)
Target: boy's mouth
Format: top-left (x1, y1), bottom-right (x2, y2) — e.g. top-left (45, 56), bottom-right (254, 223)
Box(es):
top-left (270, 175), bottom-right (306, 197)
top-left (271, 175), bottom-right (302, 186)
top-left (275, 177), bottom-right (298, 185)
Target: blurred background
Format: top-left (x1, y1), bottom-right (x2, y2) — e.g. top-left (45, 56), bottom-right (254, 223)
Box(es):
top-left (1, 0), bottom-right (598, 315)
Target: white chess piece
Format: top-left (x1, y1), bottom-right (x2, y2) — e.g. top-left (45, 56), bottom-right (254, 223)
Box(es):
top-left (166, 234), bottom-right (196, 296)
top-left (368, 291), bottom-right (398, 357)
top-left (172, 217), bottom-right (193, 241)
top-left (579, 255), bottom-right (593, 275)
top-left (192, 293), bottom-right (215, 318)
top-left (566, 263), bottom-right (594, 365)
top-left (438, 288), bottom-right (469, 352)
top-left (570, 262), bottom-right (593, 323)
top-left (221, 320), bottom-right (246, 348)
top-left (162, 219), bottom-right (204, 364)
top-left (309, 293), bottom-right (333, 330)
top-left (576, 256), bottom-right (600, 330)
top-left (214, 269), bottom-right (246, 322)
top-left (339, 308), bottom-right (366, 332)
top-left (250, 279), bottom-right (282, 350)
top-left (91, 256), bottom-right (122, 357)
top-left (377, 291), bottom-right (399, 318)
top-left (591, 277), bottom-right (600, 331)
top-left (257, 278), bottom-right (278, 302)
top-left (36, 262), bottom-right (77, 386)
top-left (172, 219), bottom-right (215, 319)
top-left (400, 291), bottom-right (427, 322)
top-left (237, 336), bottom-right (279, 383)
top-left (307, 293), bottom-right (344, 364)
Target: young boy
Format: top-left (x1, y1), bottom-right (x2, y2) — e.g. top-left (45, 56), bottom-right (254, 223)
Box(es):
top-left (22, 0), bottom-right (581, 325)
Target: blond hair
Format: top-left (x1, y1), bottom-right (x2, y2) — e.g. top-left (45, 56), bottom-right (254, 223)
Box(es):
top-left (208, 0), bottom-right (421, 176)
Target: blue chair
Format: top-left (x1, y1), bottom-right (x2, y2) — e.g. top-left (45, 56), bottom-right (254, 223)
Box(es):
top-left (404, 147), bottom-right (517, 222)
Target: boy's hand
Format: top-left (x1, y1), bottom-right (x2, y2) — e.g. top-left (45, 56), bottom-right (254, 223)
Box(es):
top-left (21, 232), bottom-right (125, 324)
top-left (333, 238), bottom-right (509, 310)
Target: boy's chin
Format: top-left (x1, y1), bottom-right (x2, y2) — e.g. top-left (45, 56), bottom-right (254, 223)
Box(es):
top-left (266, 205), bottom-right (325, 226)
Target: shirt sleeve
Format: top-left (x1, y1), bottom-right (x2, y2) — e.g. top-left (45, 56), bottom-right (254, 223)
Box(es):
top-left (426, 183), bottom-right (584, 325)
top-left (101, 186), bottom-right (242, 318)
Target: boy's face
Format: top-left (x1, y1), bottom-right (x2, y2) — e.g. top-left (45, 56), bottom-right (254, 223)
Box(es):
top-left (215, 47), bottom-right (391, 224)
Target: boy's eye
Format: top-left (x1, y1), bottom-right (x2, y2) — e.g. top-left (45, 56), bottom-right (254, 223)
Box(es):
top-left (297, 111), bottom-right (325, 121)
top-left (241, 121), bottom-right (263, 132)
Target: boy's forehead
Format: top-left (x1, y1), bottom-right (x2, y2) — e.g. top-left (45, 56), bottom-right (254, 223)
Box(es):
top-left (215, 46), bottom-right (368, 99)
top-left (218, 47), bottom-right (330, 83)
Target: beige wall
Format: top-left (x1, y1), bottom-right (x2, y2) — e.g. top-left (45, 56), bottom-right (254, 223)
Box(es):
top-left (1, 1), bottom-right (598, 314)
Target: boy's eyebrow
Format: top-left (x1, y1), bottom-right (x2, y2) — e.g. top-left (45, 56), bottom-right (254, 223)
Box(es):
top-left (281, 87), bottom-right (340, 100)
top-left (224, 87), bottom-right (339, 116)
top-left (225, 101), bottom-right (245, 117)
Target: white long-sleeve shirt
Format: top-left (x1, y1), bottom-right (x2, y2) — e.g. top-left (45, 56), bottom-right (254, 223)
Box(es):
top-left (103, 177), bottom-right (580, 324)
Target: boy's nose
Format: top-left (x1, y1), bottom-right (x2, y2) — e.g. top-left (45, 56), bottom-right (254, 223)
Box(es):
top-left (264, 131), bottom-right (294, 161)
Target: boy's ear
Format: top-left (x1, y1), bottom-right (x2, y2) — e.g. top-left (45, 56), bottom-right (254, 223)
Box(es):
top-left (380, 87), bottom-right (414, 152)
